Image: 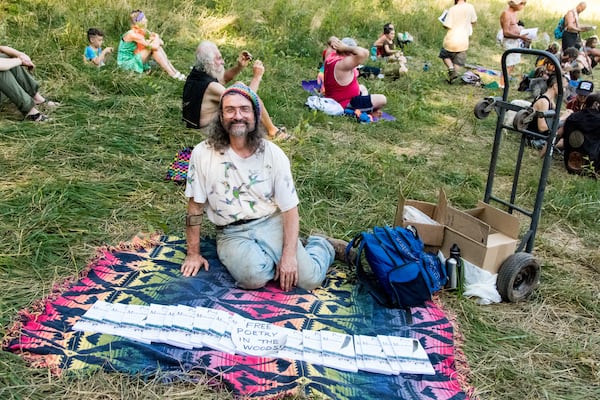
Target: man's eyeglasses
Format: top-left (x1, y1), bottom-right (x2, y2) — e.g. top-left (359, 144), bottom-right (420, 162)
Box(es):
top-left (223, 106), bottom-right (253, 117)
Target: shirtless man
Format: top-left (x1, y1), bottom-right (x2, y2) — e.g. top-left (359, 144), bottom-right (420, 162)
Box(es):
top-left (500, 0), bottom-right (530, 87)
top-left (562, 2), bottom-right (595, 51)
top-left (182, 41), bottom-right (289, 139)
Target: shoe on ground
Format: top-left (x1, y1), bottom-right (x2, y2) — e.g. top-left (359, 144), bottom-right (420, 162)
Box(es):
top-left (36, 100), bottom-right (60, 108)
top-left (551, 145), bottom-right (564, 161)
top-left (447, 69), bottom-right (459, 84)
top-left (269, 127), bottom-right (294, 141)
top-left (24, 112), bottom-right (49, 122)
top-left (529, 138), bottom-right (546, 150)
top-left (311, 233), bottom-right (356, 265)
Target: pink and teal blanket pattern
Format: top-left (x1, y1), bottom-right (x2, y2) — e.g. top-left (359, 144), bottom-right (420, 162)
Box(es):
top-left (3, 235), bottom-right (471, 399)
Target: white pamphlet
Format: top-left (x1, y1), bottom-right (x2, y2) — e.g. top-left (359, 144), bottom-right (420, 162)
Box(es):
top-left (277, 328), bottom-right (304, 361)
top-left (320, 330), bottom-right (358, 372)
top-left (521, 27), bottom-right (538, 41)
top-left (386, 336), bottom-right (435, 375)
top-left (302, 330), bottom-right (323, 365)
top-left (142, 303), bottom-right (170, 343)
top-left (354, 335), bottom-right (393, 375)
top-left (80, 300), bottom-right (112, 322)
top-left (438, 10), bottom-right (448, 25)
top-left (376, 335), bottom-right (402, 375)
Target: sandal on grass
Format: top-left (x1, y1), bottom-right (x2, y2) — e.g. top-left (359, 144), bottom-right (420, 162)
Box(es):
top-left (269, 127), bottom-right (294, 141)
top-left (24, 113), bottom-right (49, 122)
top-left (36, 100), bottom-right (60, 108)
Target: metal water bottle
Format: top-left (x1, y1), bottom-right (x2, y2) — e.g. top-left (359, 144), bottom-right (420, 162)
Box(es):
top-left (446, 258), bottom-right (458, 289)
top-left (449, 244), bottom-right (464, 295)
top-left (423, 62), bottom-right (430, 72)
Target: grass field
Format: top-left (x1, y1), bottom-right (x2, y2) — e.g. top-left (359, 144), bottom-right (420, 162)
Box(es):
top-left (1, 0), bottom-right (599, 399)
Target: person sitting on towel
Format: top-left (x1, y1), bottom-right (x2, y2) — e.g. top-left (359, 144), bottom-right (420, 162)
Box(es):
top-left (322, 36), bottom-right (387, 115)
top-left (181, 84), bottom-right (347, 291)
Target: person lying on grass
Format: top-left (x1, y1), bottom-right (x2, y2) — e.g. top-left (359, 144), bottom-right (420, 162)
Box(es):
top-left (181, 84), bottom-right (347, 291)
top-left (117, 9), bottom-right (185, 81)
top-left (182, 40), bottom-right (290, 140)
top-left (0, 45), bottom-right (59, 122)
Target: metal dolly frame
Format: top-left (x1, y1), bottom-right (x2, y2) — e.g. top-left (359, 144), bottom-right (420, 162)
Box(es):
top-left (473, 48), bottom-right (563, 302)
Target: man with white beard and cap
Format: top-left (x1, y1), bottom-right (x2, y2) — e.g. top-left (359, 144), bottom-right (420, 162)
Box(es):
top-left (182, 41), bottom-right (290, 139)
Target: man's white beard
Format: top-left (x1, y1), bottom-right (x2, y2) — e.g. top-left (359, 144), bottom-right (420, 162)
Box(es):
top-left (206, 63), bottom-right (225, 82)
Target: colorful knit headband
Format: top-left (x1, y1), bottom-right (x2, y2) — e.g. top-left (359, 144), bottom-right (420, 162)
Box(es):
top-left (221, 83), bottom-right (262, 119)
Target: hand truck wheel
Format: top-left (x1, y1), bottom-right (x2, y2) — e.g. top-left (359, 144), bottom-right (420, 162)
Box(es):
top-left (513, 108), bottom-right (535, 131)
top-left (497, 252), bottom-right (540, 302)
top-left (474, 98), bottom-right (496, 120)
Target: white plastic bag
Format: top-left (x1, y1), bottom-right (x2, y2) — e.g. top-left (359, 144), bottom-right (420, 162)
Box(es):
top-left (437, 252), bottom-right (502, 305)
top-left (403, 205), bottom-right (440, 226)
top-left (305, 96), bottom-right (344, 116)
top-left (462, 259), bottom-right (502, 305)
top-left (496, 28), bottom-right (504, 44)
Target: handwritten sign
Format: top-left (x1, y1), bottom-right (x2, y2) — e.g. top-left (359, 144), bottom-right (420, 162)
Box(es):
top-left (231, 320), bottom-right (286, 356)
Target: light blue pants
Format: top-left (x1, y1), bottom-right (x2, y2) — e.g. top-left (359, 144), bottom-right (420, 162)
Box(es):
top-left (216, 213), bottom-right (334, 290)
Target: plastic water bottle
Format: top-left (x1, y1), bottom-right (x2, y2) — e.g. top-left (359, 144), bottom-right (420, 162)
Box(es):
top-left (423, 62), bottom-right (430, 72)
top-left (370, 46), bottom-right (377, 61)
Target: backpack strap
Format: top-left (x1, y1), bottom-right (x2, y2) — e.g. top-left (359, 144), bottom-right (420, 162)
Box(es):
top-left (347, 234), bottom-right (396, 308)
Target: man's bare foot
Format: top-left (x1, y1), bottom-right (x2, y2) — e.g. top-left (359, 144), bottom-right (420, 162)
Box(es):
top-left (268, 127), bottom-right (294, 141)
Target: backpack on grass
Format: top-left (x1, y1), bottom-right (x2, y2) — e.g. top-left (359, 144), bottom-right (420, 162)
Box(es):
top-left (347, 226), bottom-right (447, 308)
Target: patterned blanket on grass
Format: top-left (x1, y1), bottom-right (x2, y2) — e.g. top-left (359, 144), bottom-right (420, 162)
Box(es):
top-left (3, 235), bottom-right (472, 399)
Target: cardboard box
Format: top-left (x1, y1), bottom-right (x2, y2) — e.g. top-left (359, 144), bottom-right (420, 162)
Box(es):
top-left (394, 190), bottom-right (447, 247)
top-left (442, 201), bottom-right (520, 273)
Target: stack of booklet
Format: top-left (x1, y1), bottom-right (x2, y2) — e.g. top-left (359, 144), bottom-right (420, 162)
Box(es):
top-left (74, 300), bottom-right (435, 375)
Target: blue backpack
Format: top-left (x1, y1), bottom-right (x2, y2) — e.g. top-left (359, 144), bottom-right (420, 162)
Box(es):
top-left (554, 17), bottom-right (565, 40)
top-left (347, 226), bottom-right (447, 309)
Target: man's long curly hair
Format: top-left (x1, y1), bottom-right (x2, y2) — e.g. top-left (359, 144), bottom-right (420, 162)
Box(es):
top-left (206, 92), bottom-right (266, 154)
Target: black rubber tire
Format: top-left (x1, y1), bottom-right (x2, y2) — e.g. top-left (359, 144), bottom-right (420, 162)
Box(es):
top-left (497, 252), bottom-right (540, 302)
top-left (513, 108), bottom-right (533, 131)
top-left (474, 99), bottom-right (493, 119)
